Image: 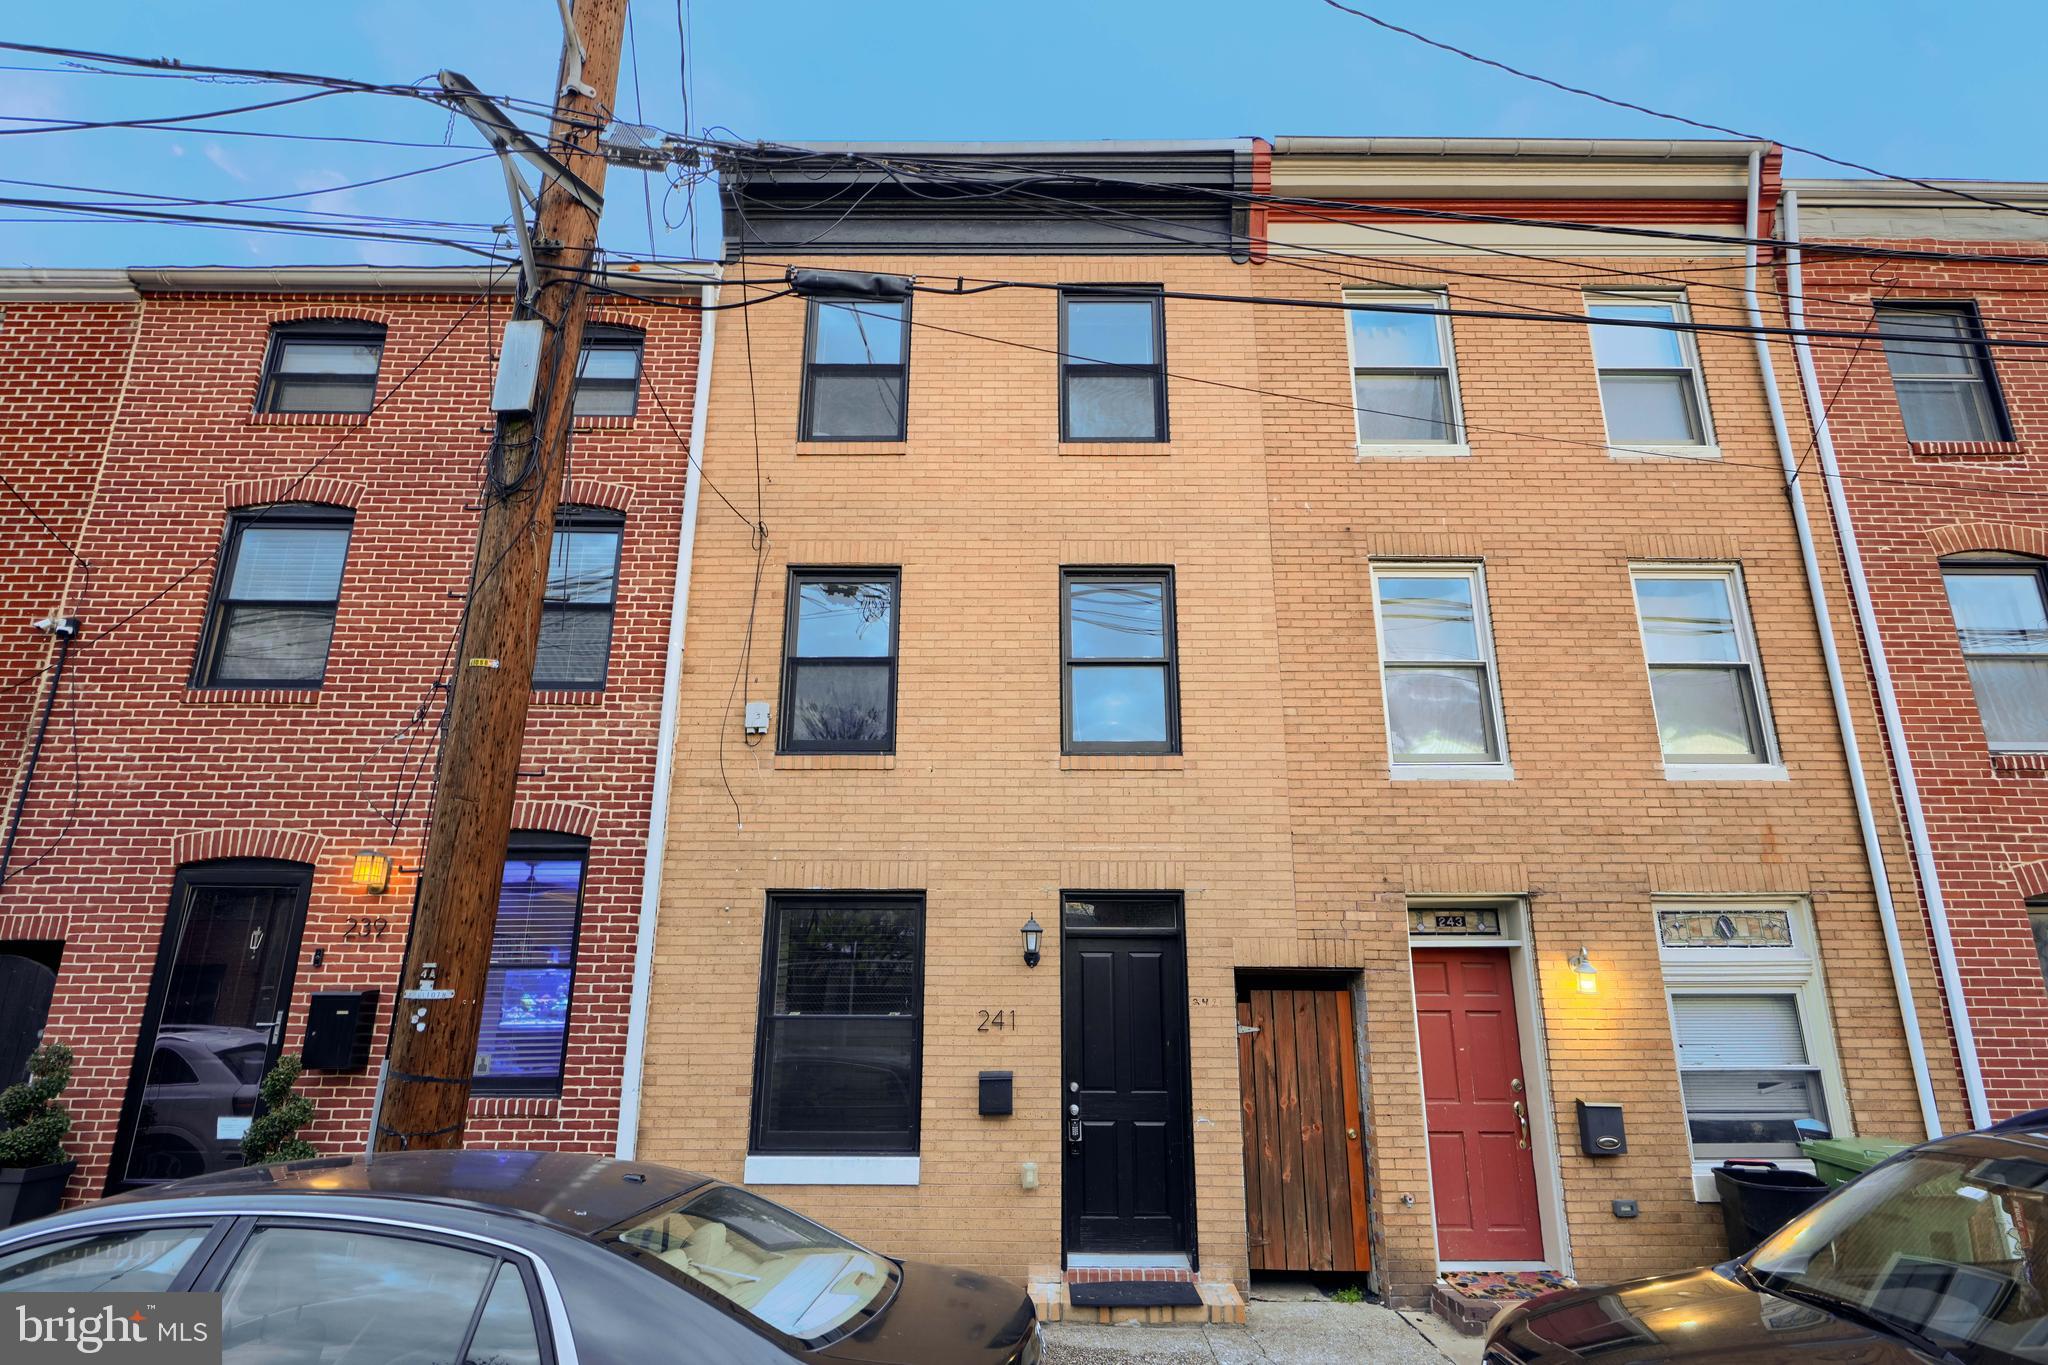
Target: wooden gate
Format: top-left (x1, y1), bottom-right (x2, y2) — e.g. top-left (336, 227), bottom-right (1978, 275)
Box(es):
top-left (1237, 985), bottom-right (1371, 1272)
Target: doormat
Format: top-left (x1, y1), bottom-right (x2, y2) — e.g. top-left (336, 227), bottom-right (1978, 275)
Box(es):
top-left (1438, 1270), bottom-right (1575, 1301)
top-left (1069, 1280), bottom-right (1204, 1308)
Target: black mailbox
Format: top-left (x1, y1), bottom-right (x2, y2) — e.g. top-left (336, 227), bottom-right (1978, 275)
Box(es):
top-left (978, 1070), bottom-right (1013, 1117)
top-left (303, 990), bottom-right (379, 1072)
top-left (1577, 1100), bottom-right (1626, 1156)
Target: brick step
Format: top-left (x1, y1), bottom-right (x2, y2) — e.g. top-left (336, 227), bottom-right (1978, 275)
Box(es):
top-left (1430, 1270), bottom-right (1576, 1336)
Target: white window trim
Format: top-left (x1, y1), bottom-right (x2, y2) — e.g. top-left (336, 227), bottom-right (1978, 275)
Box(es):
top-left (1628, 562), bottom-right (1782, 777)
top-left (742, 1155), bottom-right (920, 1186)
top-left (1370, 561), bottom-right (1512, 779)
top-left (1942, 558), bottom-right (2048, 755)
top-left (1654, 897), bottom-right (1850, 1202)
top-left (1587, 290), bottom-right (1717, 458)
top-left (1343, 288), bottom-right (1468, 454)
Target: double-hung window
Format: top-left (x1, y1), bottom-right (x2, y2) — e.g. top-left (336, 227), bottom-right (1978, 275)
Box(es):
top-left (535, 507), bottom-right (623, 691)
top-left (1630, 566), bottom-right (1777, 770)
top-left (194, 505), bottom-right (353, 689)
top-left (257, 322), bottom-right (385, 414)
top-left (1587, 294), bottom-right (1712, 448)
top-left (1346, 290), bottom-right (1463, 447)
top-left (751, 892), bottom-right (924, 1156)
top-left (1941, 560), bottom-right (2048, 751)
top-left (474, 833), bottom-right (587, 1096)
top-left (1059, 290), bottom-right (1166, 442)
top-left (1371, 564), bottom-right (1507, 772)
top-left (572, 325), bottom-right (643, 417)
top-left (780, 570), bottom-right (899, 753)
top-left (1877, 303), bottom-right (2009, 443)
top-left (1062, 569), bottom-right (1178, 754)
top-left (801, 296), bottom-right (909, 440)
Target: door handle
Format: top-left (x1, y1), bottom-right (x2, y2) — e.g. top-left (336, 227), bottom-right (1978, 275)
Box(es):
top-left (1512, 1099), bottom-right (1530, 1151)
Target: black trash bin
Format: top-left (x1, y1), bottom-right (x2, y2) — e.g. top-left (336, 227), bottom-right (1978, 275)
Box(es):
top-left (1713, 1159), bottom-right (1829, 1257)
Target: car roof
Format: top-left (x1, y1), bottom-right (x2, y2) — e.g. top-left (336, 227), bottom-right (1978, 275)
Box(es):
top-left (1986, 1106), bottom-right (2048, 1139)
top-left (95, 1150), bottom-right (714, 1237)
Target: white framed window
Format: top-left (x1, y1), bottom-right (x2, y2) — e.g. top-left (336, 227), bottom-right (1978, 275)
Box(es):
top-left (1587, 292), bottom-right (1715, 455)
top-left (1655, 899), bottom-right (1849, 1200)
top-left (1344, 290), bottom-right (1466, 454)
top-left (1630, 565), bottom-right (1781, 778)
top-left (1941, 559), bottom-right (2048, 753)
top-left (1370, 563), bottom-right (1510, 779)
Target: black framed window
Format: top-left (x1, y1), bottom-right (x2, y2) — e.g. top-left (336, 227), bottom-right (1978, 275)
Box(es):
top-left (1059, 289), bottom-right (1166, 442)
top-left (193, 505), bottom-right (353, 689)
top-left (1877, 303), bottom-right (2011, 443)
top-left (256, 322), bottom-right (385, 415)
top-left (751, 893), bottom-right (923, 1155)
top-left (801, 297), bottom-right (908, 440)
top-left (572, 325), bottom-right (644, 417)
top-left (474, 833), bottom-right (588, 1097)
top-left (535, 507), bottom-right (623, 691)
top-left (779, 570), bottom-right (898, 754)
top-left (1062, 569), bottom-right (1178, 754)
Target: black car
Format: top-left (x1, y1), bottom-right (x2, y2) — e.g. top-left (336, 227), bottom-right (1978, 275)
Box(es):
top-left (1485, 1112), bottom-right (2048, 1363)
top-left (0, 1150), bottom-right (1043, 1365)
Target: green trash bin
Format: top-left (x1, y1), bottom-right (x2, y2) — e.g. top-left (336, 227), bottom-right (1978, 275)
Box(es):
top-left (1800, 1136), bottom-right (1909, 1188)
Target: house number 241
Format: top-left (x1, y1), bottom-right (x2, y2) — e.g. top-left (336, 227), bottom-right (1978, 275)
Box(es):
top-left (976, 1009), bottom-right (1016, 1032)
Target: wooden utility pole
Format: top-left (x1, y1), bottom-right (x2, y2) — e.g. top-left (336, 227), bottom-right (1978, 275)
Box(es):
top-left (375, 0), bottom-right (626, 1152)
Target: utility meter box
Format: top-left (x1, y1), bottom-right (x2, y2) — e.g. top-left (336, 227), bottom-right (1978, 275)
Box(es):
top-left (491, 319), bottom-right (545, 414)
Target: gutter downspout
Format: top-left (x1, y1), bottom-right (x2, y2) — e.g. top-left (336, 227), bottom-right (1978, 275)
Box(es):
top-left (1742, 150), bottom-right (1944, 1141)
top-left (615, 284), bottom-right (718, 1158)
top-left (1781, 189), bottom-right (1991, 1129)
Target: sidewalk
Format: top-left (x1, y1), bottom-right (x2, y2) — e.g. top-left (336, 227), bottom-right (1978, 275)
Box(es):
top-left (1046, 1279), bottom-right (1487, 1364)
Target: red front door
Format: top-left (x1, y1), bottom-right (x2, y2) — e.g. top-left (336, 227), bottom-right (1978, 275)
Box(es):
top-left (1413, 948), bottom-right (1544, 1261)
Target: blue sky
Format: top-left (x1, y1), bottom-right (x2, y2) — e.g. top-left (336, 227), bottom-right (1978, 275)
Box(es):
top-left (5, 0), bottom-right (2046, 269)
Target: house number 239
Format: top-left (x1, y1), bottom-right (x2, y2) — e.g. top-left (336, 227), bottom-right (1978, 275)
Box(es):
top-left (976, 1009), bottom-right (1016, 1031)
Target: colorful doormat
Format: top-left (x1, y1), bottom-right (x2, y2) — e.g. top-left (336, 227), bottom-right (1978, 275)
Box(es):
top-left (1438, 1270), bottom-right (1576, 1301)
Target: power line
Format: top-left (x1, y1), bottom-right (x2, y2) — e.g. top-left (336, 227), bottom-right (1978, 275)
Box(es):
top-left (0, 87), bottom-right (346, 136)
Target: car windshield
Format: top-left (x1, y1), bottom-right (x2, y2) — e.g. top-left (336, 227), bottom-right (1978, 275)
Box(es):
top-left (607, 1184), bottom-right (895, 1342)
top-left (1748, 1142), bottom-right (2048, 1362)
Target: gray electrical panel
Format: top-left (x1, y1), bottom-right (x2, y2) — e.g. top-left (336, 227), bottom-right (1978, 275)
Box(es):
top-left (491, 319), bottom-right (545, 413)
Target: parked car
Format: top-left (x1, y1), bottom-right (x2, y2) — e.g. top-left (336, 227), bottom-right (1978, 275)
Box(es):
top-left (0, 1150), bottom-right (1044, 1365)
top-left (1484, 1110), bottom-right (2048, 1362)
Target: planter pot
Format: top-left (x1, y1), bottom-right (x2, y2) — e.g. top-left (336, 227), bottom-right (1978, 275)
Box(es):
top-left (0, 1161), bottom-right (76, 1228)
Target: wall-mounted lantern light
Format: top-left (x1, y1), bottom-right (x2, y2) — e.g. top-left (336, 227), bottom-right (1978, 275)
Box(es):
top-left (1568, 945), bottom-right (1598, 995)
top-left (1021, 916), bottom-right (1042, 968)
top-left (351, 848), bottom-right (392, 896)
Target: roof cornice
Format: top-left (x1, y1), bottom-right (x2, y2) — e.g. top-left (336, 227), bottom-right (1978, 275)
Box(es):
top-left (0, 263), bottom-right (716, 300)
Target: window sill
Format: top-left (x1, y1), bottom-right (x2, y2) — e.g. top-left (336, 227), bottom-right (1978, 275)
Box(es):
top-left (1691, 1157), bottom-right (1815, 1202)
top-left (531, 689), bottom-right (606, 708)
top-left (796, 441), bottom-right (907, 457)
top-left (1058, 442), bottom-right (1174, 458)
top-left (468, 1095), bottom-right (561, 1120)
top-left (1910, 439), bottom-right (2025, 459)
top-left (774, 753), bottom-right (897, 770)
top-left (245, 410), bottom-right (371, 428)
top-left (1991, 751), bottom-right (2048, 775)
top-left (1608, 443), bottom-right (1722, 463)
top-left (1356, 442), bottom-right (1472, 460)
top-left (1060, 753), bottom-right (1185, 771)
top-left (743, 1155), bottom-right (919, 1186)
top-left (183, 686), bottom-right (320, 706)
top-left (571, 415), bottom-right (637, 432)
top-left (1391, 762), bottom-right (1513, 781)
top-left (1664, 762), bottom-right (1788, 783)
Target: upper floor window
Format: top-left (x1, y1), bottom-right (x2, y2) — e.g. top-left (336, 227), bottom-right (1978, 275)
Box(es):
top-left (474, 833), bottom-right (587, 1097)
top-left (1060, 290), bottom-right (1166, 442)
top-left (1631, 566), bottom-right (1777, 769)
top-left (1877, 303), bottom-right (2010, 443)
top-left (572, 325), bottom-right (643, 417)
top-left (1346, 291), bottom-right (1463, 446)
top-left (1587, 294), bottom-right (1712, 448)
top-left (1942, 561), bottom-right (2048, 752)
top-left (1371, 563), bottom-right (1506, 771)
top-left (194, 505), bottom-right (353, 689)
top-left (257, 322), bottom-right (384, 414)
top-left (802, 297), bottom-right (908, 440)
top-left (780, 570), bottom-right (899, 754)
top-left (535, 507), bottom-right (623, 691)
top-left (1062, 569), bottom-right (1178, 754)
top-left (2030, 900), bottom-right (2048, 994)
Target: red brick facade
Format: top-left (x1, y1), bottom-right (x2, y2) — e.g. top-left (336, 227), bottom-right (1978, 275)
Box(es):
top-left (0, 272), bottom-right (702, 1198)
top-left (1789, 195), bottom-right (2048, 1117)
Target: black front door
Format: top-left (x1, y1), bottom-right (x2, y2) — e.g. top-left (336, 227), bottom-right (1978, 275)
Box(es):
top-left (110, 862), bottom-right (311, 1191)
top-left (1061, 893), bottom-right (1193, 1257)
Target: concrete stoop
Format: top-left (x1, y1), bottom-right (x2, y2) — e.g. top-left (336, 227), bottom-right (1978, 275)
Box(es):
top-left (1030, 1276), bottom-right (1247, 1327)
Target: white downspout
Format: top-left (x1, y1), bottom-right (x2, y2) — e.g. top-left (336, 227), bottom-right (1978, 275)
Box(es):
top-left (1741, 150), bottom-right (1944, 1140)
top-left (1781, 189), bottom-right (1991, 1129)
top-left (616, 282), bottom-right (718, 1158)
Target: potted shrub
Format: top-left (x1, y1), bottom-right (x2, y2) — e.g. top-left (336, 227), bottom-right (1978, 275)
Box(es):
top-left (0, 1042), bottom-right (75, 1227)
top-left (240, 1054), bottom-right (318, 1166)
